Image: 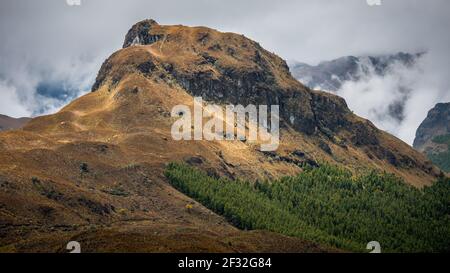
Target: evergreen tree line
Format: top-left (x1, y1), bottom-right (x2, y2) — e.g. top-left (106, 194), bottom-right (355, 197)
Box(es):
top-left (165, 163), bottom-right (450, 252)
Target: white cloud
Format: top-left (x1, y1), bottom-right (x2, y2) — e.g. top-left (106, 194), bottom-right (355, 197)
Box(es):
top-left (337, 53), bottom-right (450, 145)
top-left (0, 80), bottom-right (29, 118)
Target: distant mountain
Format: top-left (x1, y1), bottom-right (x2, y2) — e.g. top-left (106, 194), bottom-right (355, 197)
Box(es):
top-left (414, 103), bottom-right (450, 172)
top-left (0, 114), bottom-right (30, 131)
top-left (290, 53), bottom-right (423, 124)
top-left (290, 52), bottom-right (422, 92)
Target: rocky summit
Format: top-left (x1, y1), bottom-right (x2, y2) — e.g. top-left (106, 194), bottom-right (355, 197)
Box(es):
top-left (0, 20), bottom-right (442, 252)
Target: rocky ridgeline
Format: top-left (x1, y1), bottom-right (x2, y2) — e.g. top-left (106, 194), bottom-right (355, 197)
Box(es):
top-left (96, 20), bottom-right (354, 138)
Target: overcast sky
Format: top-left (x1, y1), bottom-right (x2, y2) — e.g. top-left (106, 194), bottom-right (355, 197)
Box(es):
top-left (0, 0), bottom-right (449, 144)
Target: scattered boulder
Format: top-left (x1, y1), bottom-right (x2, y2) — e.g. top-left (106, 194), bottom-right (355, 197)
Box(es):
top-left (318, 141), bottom-right (332, 155)
top-left (185, 156), bottom-right (205, 166)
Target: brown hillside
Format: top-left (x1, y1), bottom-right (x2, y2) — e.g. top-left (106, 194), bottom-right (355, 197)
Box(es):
top-left (0, 20), bottom-right (441, 252)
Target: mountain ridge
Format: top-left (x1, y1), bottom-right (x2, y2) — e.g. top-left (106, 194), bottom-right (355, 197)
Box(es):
top-left (290, 52), bottom-right (422, 92)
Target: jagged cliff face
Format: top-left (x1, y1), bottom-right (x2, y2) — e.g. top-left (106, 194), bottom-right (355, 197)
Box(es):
top-left (0, 20), bottom-right (441, 251)
top-left (414, 103), bottom-right (450, 172)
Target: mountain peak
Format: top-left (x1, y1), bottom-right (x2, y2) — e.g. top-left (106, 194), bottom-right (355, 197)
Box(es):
top-left (86, 20), bottom-right (441, 186)
top-left (123, 19), bottom-right (160, 48)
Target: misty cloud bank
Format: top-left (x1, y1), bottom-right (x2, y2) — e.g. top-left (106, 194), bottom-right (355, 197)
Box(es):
top-left (336, 52), bottom-right (450, 145)
top-left (0, 0), bottom-right (449, 145)
top-left (291, 51), bottom-right (450, 145)
top-left (0, 57), bottom-right (99, 117)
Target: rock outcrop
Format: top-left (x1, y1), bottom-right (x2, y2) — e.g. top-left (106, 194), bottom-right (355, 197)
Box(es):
top-left (414, 103), bottom-right (450, 151)
top-left (413, 103), bottom-right (450, 172)
top-left (122, 19), bottom-right (163, 48)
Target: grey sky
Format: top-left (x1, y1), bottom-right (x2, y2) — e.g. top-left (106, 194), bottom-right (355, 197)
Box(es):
top-left (0, 0), bottom-right (449, 144)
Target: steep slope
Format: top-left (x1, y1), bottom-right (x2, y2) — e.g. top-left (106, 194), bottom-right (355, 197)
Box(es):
top-left (0, 20), bottom-right (441, 252)
top-left (0, 114), bottom-right (30, 131)
top-left (414, 103), bottom-right (450, 172)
